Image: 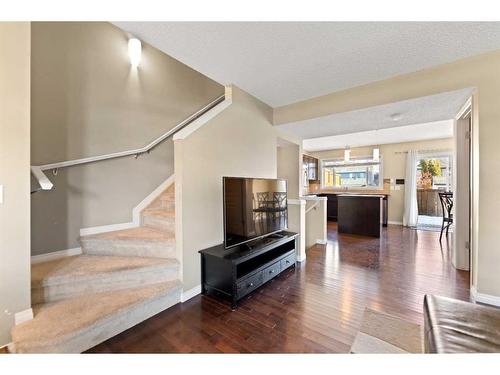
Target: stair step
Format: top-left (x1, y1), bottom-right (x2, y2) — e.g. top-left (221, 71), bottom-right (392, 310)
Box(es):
top-left (31, 255), bottom-right (179, 304)
top-left (80, 227), bottom-right (175, 258)
top-left (11, 281), bottom-right (181, 353)
top-left (142, 209), bottom-right (175, 231)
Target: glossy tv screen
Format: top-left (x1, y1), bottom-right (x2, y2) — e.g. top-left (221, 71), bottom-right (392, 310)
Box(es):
top-left (223, 177), bottom-right (288, 248)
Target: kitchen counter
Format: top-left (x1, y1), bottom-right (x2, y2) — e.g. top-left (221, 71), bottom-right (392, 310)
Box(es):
top-left (313, 192), bottom-right (388, 226)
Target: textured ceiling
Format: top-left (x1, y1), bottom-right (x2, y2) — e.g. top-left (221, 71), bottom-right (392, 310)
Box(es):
top-left (277, 88), bottom-right (472, 139)
top-left (114, 22), bottom-right (500, 107)
top-left (302, 120), bottom-right (454, 151)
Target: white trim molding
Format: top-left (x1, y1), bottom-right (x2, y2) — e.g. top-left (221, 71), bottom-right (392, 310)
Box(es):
top-left (132, 174), bottom-right (175, 225)
top-left (471, 286), bottom-right (500, 307)
top-left (174, 86), bottom-right (233, 141)
top-left (79, 174), bottom-right (175, 236)
top-left (181, 285), bottom-right (202, 303)
top-left (80, 222), bottom-right (137, 237)
top-left (316, 239), bottom-right (327, 245)
top-left (287, 198), bottom-right (306, 206)
top-left (387, 221), bottom-right (403, 226)
top-left (31, 247), bottom-right (82, 264)
top-left (14, 308), bottom-right (33, 325)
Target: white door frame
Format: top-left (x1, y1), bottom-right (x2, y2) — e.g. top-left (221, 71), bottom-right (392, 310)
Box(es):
top-left (453, 97), bottom-right (472, 271)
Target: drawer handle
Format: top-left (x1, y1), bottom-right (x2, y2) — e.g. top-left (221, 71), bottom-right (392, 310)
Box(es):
top-left (286, 260), bottom-right (290, 264)
top-left (269, 270), bottom-right (275, 274)
top-left (248, 282), bottom-right (254, 287)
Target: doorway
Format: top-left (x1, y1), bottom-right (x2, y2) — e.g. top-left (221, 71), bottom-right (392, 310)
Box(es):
top-left (416, 152), bottom-right (453, 231)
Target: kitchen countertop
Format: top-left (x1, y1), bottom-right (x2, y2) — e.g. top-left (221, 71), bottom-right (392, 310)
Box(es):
top-left (307, 190), bottom-right (390, 196)
top-left (337, 194), bottom-right (386, 198)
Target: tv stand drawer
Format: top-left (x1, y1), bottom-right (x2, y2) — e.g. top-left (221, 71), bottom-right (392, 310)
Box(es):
top-left (262, 261), bottom-right (281, 283)
top-left (237, 272), bottom-right (263, 299)
top-left (281, 253), bottom-right (296, 271)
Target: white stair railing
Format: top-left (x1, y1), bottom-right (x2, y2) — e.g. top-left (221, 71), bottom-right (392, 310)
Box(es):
top-left (31, 94), bottom-right (226, 192)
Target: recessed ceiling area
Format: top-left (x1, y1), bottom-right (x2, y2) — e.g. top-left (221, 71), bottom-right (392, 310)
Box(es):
top-left (114, 22), bottom-right (500, 107)
top-left (277, 88), bottom-right (472, 140)
top-left (303, 120), bottom-right (454, 152)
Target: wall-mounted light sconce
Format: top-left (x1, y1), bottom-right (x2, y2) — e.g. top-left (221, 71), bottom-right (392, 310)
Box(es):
top-left (128, 37), bottom-right (142, 68)
top-left (344, 145), bottom-right (351, 162)
top-left (373, 148), bottom-right (380, 162)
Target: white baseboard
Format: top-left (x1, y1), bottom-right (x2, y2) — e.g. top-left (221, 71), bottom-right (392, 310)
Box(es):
top-left (14, 308), bottom-right (33, 325)
top-left (79, 174), bottom-right (175, 237)
top-left (471, 286), bottom-right (500, 307)
top-left (181, 285), bottom-right (201, 303)
top-left (316, 239), bottom-right (327, 245)
top-left (297, 255), bottom-right (306, 262)
top-left (387, 221), bottom-right (403, 226)
top-left (31, 247), bottom-right (82, 264)
top-left (80, 222), bottom-right (136, 237)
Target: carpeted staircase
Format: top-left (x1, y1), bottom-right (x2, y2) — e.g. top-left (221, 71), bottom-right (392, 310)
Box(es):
top-left (10, 185), bottom-right (180, 353)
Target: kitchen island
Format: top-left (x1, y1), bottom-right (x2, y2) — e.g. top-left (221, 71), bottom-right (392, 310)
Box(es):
top-left (314, 191), bottom-right (389, 226)
top-left (337, 194), bottom-right (385, 237)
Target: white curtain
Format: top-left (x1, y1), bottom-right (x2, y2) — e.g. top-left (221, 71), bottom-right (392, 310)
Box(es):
top-left (403, 150), bottom-right (419, 227)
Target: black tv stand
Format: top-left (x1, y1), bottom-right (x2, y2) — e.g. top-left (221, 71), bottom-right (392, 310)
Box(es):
top-left (199, 231), bottom-right (298, 309)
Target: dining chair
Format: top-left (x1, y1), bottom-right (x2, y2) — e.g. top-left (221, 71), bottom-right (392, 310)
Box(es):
top-left (438, 191), bottom-right (453, 242)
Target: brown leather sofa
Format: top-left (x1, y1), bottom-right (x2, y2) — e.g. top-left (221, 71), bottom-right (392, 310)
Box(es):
top-left (423, 294), bottom-right (500, 353)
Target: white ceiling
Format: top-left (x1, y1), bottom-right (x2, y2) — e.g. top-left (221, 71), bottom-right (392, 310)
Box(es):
top-left (277, 88), bottom-right (472, 140)
top-left (302, 120), bottom-right (454, 151)
top-left (114, 22), bottom-right (500, 107)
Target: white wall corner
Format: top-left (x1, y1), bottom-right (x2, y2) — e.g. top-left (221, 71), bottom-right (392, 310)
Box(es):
top-left (181, 285), bottom-right (202, 303)
top-left (471, 285), bottom-right (500, 307)
top-left (173, 85), bottom-right (233, 141)
top-left (31, 247), bottom-right (82, 264)
top-left (14, 308), bottom-right (33, 325)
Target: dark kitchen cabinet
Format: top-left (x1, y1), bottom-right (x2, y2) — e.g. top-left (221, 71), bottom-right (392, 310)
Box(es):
top-left (303, 155), bottom-right (319, 181)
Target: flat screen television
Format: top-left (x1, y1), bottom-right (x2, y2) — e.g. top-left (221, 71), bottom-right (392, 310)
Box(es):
top-left (223, 177), bottom-right (288, 248)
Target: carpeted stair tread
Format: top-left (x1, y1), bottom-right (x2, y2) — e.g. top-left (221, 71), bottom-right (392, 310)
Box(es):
top-left (12, 281), bottom-right (181, 352)
top-left (142, 209), bottom-right (175, 218)
top-left (81, 226), bottom-right (174, 242)
top-left (32, 255), bottom-right (178, 287)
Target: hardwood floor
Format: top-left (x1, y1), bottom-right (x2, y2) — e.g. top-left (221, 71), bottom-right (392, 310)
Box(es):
top-left (87, 223), bottom-right (470, 353)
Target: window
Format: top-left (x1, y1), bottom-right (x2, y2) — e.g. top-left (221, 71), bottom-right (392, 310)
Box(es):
top-left (321, 157), bottom-right (382, 189)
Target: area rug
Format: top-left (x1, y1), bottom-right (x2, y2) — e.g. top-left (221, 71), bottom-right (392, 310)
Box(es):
top-left (350, 308), bottom-right (423, 353)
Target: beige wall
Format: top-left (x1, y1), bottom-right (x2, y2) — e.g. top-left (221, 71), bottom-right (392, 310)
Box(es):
top-left (0, 22), bottom-right (31, 346)
top-left (275, 49), bottom-right (500, 297)
top-left (309, 138), bottom-right (454, 223)
top-left (30, 22), bottom-right (223, 255)
top-left (175, 86), bottom-right (278, 291)
top-left (277, 143), bottom-right (302, 199)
